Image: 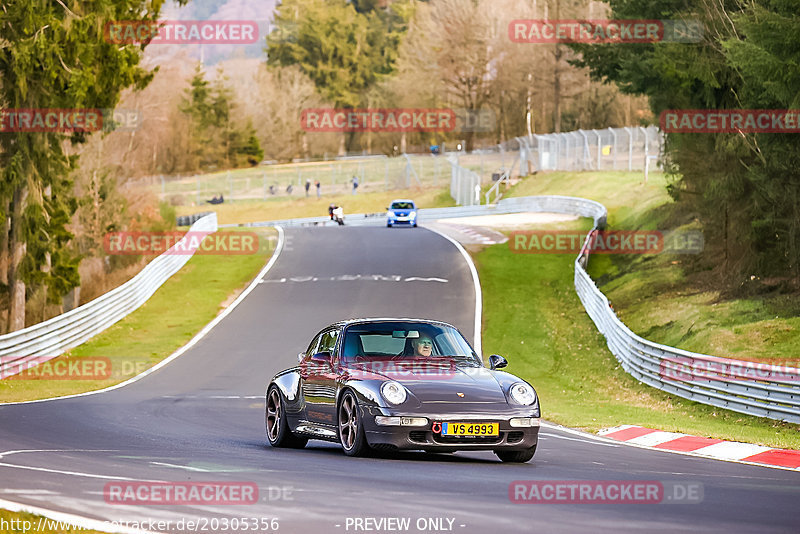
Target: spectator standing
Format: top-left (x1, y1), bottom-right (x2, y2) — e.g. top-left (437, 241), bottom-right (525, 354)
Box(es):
top-left (315, 180), bottom-right (321, 198)
top-left (305, 179), bottom-right (311, 197)
top-left (351, 175), bottom-right (359, 195)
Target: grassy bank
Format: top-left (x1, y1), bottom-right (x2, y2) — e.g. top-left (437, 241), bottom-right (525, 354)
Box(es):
top-left (504, 170), bottom-right (800, 364)
top-left (476, 223), bottom-right (800, 448)
top-left (469, 169), bottom-right (800, 446)
top-left (0, 228), bottom-right (276, 403)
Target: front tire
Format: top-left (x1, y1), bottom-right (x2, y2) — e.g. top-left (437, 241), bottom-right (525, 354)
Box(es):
top-left (338, 390), bottom-right (369, 457)
top-left (495, 445), bottom-right (536, 463)
top-left (266, 385), bottom-right (307, 449)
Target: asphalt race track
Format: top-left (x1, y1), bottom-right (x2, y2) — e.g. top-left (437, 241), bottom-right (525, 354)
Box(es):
top-left (1, 226), bottom-right (799, 534)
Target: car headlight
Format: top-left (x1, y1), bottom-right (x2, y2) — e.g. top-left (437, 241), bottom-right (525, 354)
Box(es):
top-left (387, 211), bottom-right (395, 218)
top-left (410, 211), bottom-right (417, 219)
top-left (509, 382), bottom-right (536, 405)
top-left (380, 381), bottom-right (407, 405)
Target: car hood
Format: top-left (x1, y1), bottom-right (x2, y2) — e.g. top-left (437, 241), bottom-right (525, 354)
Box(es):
top-left (389, 209), bottom-right (414, 216)
top-left (344, 362), bottom-right (507, 404)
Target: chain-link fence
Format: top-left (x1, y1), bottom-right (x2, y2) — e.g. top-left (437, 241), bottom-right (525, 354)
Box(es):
top-left (142, 126), bottom-right (663, 207)
top-left (144, 154), bottom-right (455, 205)
top-left (451, 126), bottom-right (664, 205)
top-left (448, 154), bottom-right (482, 206)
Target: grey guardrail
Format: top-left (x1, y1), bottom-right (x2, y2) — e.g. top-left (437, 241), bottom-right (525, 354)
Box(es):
top-left (220, 195), bottom-right (607, 229)
top-left (177, 211), bottom-right (213, 227)
top-left (228, 195), bottom-right (800, 423)
top-left (569, 206), bottom-right (800, 424)
top-left (0, 213), bottom-right (218, 379)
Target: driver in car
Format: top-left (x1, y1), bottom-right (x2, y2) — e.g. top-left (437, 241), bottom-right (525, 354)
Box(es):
top-left (400, 335), bottom-right (434, 357)
top-left (413, 336), bottom-right (434, 357)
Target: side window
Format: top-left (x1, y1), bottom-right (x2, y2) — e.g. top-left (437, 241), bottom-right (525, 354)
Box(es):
top-left (318, 329), bottom-right (340, 355)
top-left (304, 333), bottom-right (323, 361)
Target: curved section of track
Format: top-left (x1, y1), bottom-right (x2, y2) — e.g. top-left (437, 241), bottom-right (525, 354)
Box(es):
top-left (0, 226), bottom-right (798, 533)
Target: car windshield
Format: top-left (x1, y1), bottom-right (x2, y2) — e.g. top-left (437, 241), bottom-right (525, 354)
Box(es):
top-left (391, 202), bottom-right (414, 210)
top-left (341, 322), bottom-right (481, 367)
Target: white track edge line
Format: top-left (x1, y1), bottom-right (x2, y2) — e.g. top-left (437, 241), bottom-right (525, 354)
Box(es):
top-left (423, 226), bottom-right (482, 355)
top-left (0, 227), bottom-right (285, 406)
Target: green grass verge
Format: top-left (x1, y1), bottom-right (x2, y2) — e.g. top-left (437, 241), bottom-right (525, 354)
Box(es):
top-left (0, 228), bottom-right (275, 404)
top-left (476, 227), bottom-right (800, 448)
top-left (470, 169), bottom-right (800, 446)
top-left (506, 170), bottom-right (800, 363)
top-left (0, 509), bottom-right (106, 534)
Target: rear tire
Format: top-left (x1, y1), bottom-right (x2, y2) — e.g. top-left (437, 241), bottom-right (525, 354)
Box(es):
top-left (495, 446), bottom-right (536, 463)
top-left (338, 390), bottom-right (369, 457)
top-left (266, 385), bottom-right (307, 449)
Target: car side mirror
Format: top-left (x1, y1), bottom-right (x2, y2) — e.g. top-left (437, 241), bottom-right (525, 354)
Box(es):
top-left (310, 351), bottom-right (333, 369)
top-left (488, 354), bottom-right (508, 370)
top-left (297, 352), bottom-right (305, 363)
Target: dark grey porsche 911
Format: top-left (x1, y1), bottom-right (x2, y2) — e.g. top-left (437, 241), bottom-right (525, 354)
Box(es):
top-left (265, 318), bottom-right (540, 462)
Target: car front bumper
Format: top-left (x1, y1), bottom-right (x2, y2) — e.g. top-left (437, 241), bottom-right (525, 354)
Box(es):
top-left (387, 214), bottom-right (417, 225)
top-left (361, 406), bottom-right (540, 451)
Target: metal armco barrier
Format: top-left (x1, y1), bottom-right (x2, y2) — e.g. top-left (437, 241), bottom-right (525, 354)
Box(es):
top-left (0, 213), bottom-right (218, 379)
top-left (177, 211), bottom-right (213, 227)
top-left (222, 195), bottom-right (607, 229)
top-left (568, 204), bottom-right (800, 424)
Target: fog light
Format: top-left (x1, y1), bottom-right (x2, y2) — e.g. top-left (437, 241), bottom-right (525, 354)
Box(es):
top-left (375, 416), bottom-right (402, 426)
top-left (375, 416), bottom-right (429, 426)
top-left (510, 417), bottom-right (540, 428)
top-left (401, 417), bottom-right (428, 427)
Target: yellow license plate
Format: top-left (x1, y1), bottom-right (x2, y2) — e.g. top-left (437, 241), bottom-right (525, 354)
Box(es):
top-left (441, 422), bottom-right (499, 437)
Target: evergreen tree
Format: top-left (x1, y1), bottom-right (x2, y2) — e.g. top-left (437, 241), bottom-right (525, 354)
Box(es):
top-left (0, 0), bottom-right (187, 332)
top-left (571, 0), bottom-right (800, 286)
top-left (180, 66), bottom-right (264, 170)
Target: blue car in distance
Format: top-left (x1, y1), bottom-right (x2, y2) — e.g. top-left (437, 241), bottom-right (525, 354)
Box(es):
top-left (386, 199), bottom-right (418, 228)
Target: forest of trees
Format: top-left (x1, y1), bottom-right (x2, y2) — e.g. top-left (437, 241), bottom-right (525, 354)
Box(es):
top-left (573, 0), bottom-right (800, 288)
top-left (0, 0), bottom-right (797, 333)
